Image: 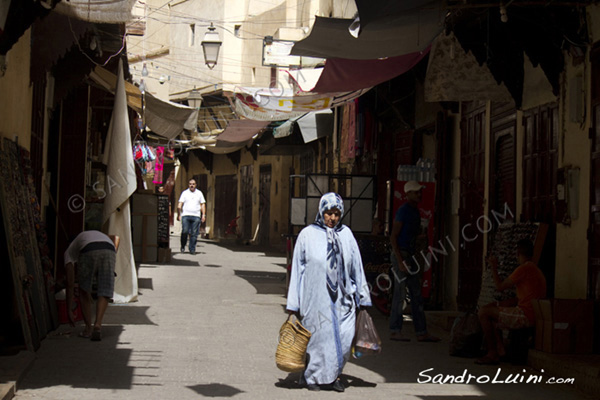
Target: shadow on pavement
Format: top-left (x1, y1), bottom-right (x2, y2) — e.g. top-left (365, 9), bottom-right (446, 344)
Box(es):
top-left (187, 383), bottom-right (244, 397)
top-left (104, 305), bottom-right (157, 326)
top-left (274, 372), bottom-right (303, 389)
top-left (19, 326), bottom-right (136, 390)
top-left (140, 258), bottom-right (202, 267)
top-left (138, 277), bottom-right (154, 290)
top-left (234, 270), bottom-right (286, 296)
top-left (211, 241), bottom-right (285, 258)
top-left (342, 373), bottom-right (378, 388)
top-left (274, 372), bottom-right (377, 390)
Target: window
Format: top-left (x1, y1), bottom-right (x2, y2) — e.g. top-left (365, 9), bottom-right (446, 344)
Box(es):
top-left (522, 104), bottom-right (558, 222)
top-left (189, 24), bottom-right (195, 46)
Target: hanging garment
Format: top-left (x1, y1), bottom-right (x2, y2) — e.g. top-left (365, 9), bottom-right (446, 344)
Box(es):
top-left (153, 146), bottom-right (164, 184)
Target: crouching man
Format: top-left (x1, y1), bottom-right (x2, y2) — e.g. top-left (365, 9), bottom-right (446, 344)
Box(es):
top-left (65, 230), bottom-right (120, 341)
top-left (476, 239), bottom-right (546, 365)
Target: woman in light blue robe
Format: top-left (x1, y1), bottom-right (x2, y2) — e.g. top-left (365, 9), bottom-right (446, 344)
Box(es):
top-left (286, 192), bottom-right (372, 392)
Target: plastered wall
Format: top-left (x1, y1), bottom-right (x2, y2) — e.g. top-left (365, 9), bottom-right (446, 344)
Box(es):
top-left (0, 30), bottom-right (32, 151)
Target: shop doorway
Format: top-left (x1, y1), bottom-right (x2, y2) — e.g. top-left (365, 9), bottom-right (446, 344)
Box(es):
top-left (258, 165), bottom-right (271, 245)
top-left (240, 165), bottom-right (254, 240)
top-left (489, 102), bottom-right (517, 218)
top-left (214, 174), bottom-right (237, 239)
top-left (192, 174), bottom-right (208, 237)
top-left (457, 102), bottom-right (486, 311)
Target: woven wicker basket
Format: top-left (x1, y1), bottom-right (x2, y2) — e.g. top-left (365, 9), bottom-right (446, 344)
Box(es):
top-left (275, 314), bottom-right (311, 372)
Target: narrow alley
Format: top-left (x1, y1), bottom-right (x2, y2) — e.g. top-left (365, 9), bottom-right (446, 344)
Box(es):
top-left (8, 237), bottom-right (594, 400)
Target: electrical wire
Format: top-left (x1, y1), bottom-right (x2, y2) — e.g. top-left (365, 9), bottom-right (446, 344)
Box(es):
top-left (68, 16), bottom-right (127, 67)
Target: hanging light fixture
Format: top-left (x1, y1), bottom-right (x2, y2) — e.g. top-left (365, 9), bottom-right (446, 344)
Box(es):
top-left (187, 89), bottom-right (203, 109)
top-left (201, 23), bottom-right (222, 69)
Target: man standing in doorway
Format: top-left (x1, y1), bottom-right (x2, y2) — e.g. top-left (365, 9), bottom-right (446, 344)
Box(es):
top-left (177, 178), bottom-right (206, 255)
top-left (389, 181), bottom-right (440, 342)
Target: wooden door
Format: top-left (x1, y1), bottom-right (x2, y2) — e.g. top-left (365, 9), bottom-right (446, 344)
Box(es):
top-left (192, 174), bottom-right (208, 235)
top-left (590, 104), bottom-right (600, 300)
top-left (522, 106), bottom-right (558, 222)
top-left (490, 102), bottom-right (517, 219)
top-left (240, 165), bottom-right (253, 239)
top-left (259, 165), bottom-right (271, 245)
top-left (522, 104), bottom-right (558, 297)
top-left (589, 47), bottom-right (600, 300)
top-left (56, 87), bottom-right (87, 277)
top-left (214, 175), bottom-right (237, 239)
top-left (457, 102), bottom-right (486, 311)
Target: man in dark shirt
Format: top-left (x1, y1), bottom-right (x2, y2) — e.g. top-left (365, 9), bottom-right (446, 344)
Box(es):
top-left (389, 181), bottom-right (440, 342)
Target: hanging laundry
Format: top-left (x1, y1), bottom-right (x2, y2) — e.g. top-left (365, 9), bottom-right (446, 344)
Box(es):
top-left (153, 146), bottom-right (164, 184)
top-left (347, 99), bottom-right (357, 159)
top-left (340, 103), bottom-right (350, 164)
top-left (132, 142), bottom-right (158, 176)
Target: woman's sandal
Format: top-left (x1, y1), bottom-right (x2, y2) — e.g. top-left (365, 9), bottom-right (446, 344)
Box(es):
top-left (91, 329), bottom-right (102, 342)
top-left (78, 330), bottom-right (92, 339)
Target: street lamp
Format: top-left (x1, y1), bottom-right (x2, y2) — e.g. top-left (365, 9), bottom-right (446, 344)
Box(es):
top-left (188, 89), bottom-right (203, 109)
top-left (201, 23), bottom-right (222, 69)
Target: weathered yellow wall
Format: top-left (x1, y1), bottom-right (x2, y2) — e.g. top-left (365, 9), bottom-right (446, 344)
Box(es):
top-left (0, 30), bottom-right (32, 151)
top-left (587, 5), bottom-right (600, 43)
top-left (552, 39), bottom-right (592, 299)
top-left (517, 39), bottom-right (590, 298)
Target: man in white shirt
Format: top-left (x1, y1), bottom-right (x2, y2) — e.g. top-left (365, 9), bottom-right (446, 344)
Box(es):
top-left (177, 178), bottom-right (206, 255)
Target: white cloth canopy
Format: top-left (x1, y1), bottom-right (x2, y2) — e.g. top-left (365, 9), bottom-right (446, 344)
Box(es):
top-left (55, 0), bottom-right (137, 23)
top-left (102, 59), bottom-right (138, 303)
top-left (89, 66), bottom-right (199, 139)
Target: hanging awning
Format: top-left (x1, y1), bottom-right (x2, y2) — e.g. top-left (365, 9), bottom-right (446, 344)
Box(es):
top-left (312, 48), bottom-right (429, 93)
top-left (215, 120), bottom-right (269, 147)
top-left (272, 117), bottom-right (298, 139)
top-left (424, 32), bottom-right (512, 103)
top-left (143, 93), bottom-right (199, 139)
top-left (285, 68), bottom-right (324, 92)
top-left (233, 86), bottom-right (370, 117)
top-left (0, 0), bottom-right (53, 55)
top-left (353, 0), bottom-right (435, 32)
top-left (89, 65), bottom-right (142, 108)
top-left (290, 1), bottom-right (443, 60)
top-left (271, 109), bottom-right (333, 143)
top-left (89, 66), bottom-right (199, 140)
top-left (297, 109), bottom-right (334, 143)
top-left (446, 5), bottom-right (586, 108)
top-left (54, 0), bottom-right (137, 23)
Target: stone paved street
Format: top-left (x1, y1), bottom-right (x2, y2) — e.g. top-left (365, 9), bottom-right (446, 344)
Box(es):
top-left (12, 238), bottom-right (594, 400)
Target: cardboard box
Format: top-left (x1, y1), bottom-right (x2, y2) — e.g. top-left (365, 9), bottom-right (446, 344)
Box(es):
top-left (157, 247), bottom-right (171, 263)
top-left (531, 298), bottom-right (594, 354)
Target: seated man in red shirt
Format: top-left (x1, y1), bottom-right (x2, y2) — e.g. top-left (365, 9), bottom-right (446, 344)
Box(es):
top-left (476, 239), bottom-right (546, 365)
